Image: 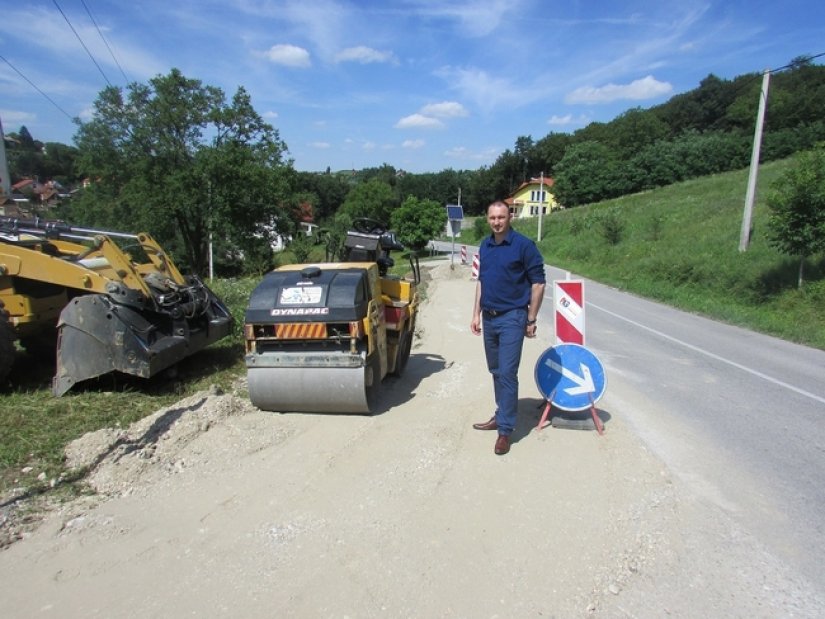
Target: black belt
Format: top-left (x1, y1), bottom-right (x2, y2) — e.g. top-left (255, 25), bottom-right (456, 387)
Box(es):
top-left (483, 307), bottom-right (524, 317)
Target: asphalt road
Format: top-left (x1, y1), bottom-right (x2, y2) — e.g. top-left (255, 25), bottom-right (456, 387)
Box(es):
top-left (443, 241), bottom-right (825, 595)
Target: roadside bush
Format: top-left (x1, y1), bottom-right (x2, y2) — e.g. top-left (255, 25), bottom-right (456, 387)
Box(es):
top-left (569, 214), bottom-right (586, 236)
top-left (288, 233), bottom-right (313, 263)
top-left (207, 277), bottom-right (257, 340)
top-left (647, 213), bottom-right (666, 241)
top-left (585, 208), bottom-right (625, 245)
top-left (474, 215), bottom-right (489, 238)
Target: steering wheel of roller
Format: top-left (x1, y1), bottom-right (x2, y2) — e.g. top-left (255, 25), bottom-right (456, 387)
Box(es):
top-left (352, 218), bottom-right (387, 235)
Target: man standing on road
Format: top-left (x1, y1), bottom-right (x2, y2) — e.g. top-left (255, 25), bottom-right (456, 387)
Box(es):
top-left (470, 200), bottom-right (546, 455)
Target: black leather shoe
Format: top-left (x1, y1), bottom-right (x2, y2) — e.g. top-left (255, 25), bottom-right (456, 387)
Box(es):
top-left (494, 434), bottom-right (510, 455)
top-left (472, 417), bottom-right (498, 431)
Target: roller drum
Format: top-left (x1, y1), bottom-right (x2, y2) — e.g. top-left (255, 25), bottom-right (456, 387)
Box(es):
top-left (247, 356), bottom-right (379, 414)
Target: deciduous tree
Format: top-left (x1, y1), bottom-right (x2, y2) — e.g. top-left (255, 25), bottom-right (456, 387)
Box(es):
top-left (390, 196), bottom-right (447, 251)
top-left (72, 68), bottom-right (291, 274)
top-left (766, 145), bottom-right (825, 288)
top-left (337, 178), bottom-right (397, 225)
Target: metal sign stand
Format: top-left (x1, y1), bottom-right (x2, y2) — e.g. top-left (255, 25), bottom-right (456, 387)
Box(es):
top-left (536, 392), bottom-right (604, 435)
top-left (445, 203), bottom-right (463, 270)
top-left (533, 344), bottom-right (607, 435)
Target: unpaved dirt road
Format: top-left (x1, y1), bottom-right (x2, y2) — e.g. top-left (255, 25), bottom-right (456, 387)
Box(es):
top-left (0, 261), bottom-right (821, 618)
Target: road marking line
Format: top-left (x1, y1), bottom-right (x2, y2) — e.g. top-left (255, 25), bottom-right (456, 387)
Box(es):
top-left (589, 302), bottom-right (825, 406)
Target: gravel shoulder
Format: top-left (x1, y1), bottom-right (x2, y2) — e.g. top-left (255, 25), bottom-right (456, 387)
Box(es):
top-left (0, 260), bottom-right (819, 618)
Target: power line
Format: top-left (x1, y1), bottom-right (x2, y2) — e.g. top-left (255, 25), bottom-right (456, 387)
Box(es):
top-left (720, 51), bottom-right (825, 100)
top-left (0, 53), bottom-right (77, 122)
top-left (771, 51), bottom-right (825, 74)
top-left (81, 0), bottom-right (130, 84)
top-left (51, 0), bottom-right (112, 87)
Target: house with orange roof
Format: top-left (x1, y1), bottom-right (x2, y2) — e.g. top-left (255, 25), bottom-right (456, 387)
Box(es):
top-left (505, 176), bottom-right (561, 218)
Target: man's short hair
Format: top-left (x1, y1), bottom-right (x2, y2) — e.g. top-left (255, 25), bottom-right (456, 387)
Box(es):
top-left (487, 200), bottom-right (508, 213)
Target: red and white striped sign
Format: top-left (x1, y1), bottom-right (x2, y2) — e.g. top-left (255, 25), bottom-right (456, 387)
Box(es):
top-left (471, 253), bottom-right (480, 280)
top-left (553, 280), bottom-right (585, 345)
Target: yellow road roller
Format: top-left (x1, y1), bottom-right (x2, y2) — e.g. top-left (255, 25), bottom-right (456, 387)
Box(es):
top-left (244, 219), bottom-right (419, 413)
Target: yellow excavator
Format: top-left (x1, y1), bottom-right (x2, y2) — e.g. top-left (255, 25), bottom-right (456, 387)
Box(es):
top-left (244, 218), bottom-right (419, 413)
top-left (0, 216), bottom-right (233, 394)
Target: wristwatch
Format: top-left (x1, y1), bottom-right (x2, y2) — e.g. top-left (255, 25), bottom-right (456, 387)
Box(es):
top-left (526, 319), bottom-right (537, 325)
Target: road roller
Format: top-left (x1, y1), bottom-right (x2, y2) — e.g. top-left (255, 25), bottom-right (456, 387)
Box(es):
top-left (243, 218), bottom-right (419, 413)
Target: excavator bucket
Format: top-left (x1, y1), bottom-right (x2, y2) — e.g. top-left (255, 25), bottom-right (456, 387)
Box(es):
top-left (53, 283), bottom-right (232, 396)
top-left (0, 215), bottom-right (234, 394)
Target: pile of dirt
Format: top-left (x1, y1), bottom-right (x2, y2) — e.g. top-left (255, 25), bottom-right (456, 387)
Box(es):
top-left (64, 384), bottom-right (261, 497)
top-left (0, 383), bottom-right (262, 548)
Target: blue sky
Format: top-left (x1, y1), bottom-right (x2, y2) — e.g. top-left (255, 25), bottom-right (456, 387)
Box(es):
top-left (1, 1), bottom-right (822, 173)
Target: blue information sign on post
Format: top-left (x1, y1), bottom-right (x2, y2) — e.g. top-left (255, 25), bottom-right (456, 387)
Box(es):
top-left (534, 344), bottom-right (607, 412)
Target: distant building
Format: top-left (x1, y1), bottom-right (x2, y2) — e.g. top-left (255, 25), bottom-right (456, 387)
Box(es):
top-left (505, 177), bottom-right (561, 218)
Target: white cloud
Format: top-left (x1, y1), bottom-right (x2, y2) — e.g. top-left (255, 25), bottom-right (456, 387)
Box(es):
top-left (78, 106), bottom-right (96, 122)
top-left (335, 46), bottom-right (397, 65)
top-left (395, 101), bottom-right (467, 131)
top-left (565, 75), bottom-right (673, 104)
top-left (547, 114), bottom-right (588, 126)
top-left (410, 0), bottom-right (523, 37)
top-left (309, 141), bottom-right (331, 149)
top-left (0, 109), bottom-right (36, 124)
top-left (547, 114), bottom-right (573, 125)
top-left (264, 44), bottom-right (311, 68)
top-left (362, 141), bottom-right (377, 151)
top-left (402, 139), bottom-right (425, 149)
top-left (420, 101), bottom-right (468, 118)
top-left (436, 66), bottom-right (529, 112)
top-left (263, 110), bottom-right (279, 120)
top-left (444, 145), bottom-right (498, 162)
top-left (395, 114), bottom-right (444, 129)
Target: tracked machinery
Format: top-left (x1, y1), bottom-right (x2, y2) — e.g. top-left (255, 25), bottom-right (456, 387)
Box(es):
top-left (0, 216), bottom-right (233, 394)
top-left (244, 218), bottom-right (420, 414)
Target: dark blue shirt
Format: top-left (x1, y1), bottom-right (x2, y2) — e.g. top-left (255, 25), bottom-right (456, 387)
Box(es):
top-left (479, 228), bottom-right (546, 312)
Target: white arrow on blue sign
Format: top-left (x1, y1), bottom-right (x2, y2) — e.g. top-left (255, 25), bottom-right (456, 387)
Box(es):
top-left (534, 344), bottom-right (607, 411)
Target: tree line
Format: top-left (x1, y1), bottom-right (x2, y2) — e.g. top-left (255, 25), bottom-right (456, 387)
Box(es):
top-left (493, 56), bottom-right (825, 206)
top-left (4, 57), bottom-right (823, 276)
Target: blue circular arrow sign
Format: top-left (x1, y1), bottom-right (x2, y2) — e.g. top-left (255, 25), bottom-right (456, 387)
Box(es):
top-left (534, 344), bottom-right (607, 411)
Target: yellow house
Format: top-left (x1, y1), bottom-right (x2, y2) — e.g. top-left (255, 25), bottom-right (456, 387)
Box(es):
top-left (505, 177), bottom-right (560, 218)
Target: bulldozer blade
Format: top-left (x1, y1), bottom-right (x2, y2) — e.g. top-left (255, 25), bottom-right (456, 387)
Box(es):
top-left (53, 293), bottom-right (232, 396)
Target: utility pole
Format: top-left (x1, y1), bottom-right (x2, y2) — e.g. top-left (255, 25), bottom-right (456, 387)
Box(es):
top-left (207, 179), bottom-right (214, 280)
top-left (0, 115), bottom-right (11, 199)
top-left (739, 69), bottom-right (771, 252)
top-left (537, 172), bottom-right (545, 242)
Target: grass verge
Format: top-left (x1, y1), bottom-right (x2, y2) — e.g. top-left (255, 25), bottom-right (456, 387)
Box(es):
top-left (451, 156), bottom-right (824, 350)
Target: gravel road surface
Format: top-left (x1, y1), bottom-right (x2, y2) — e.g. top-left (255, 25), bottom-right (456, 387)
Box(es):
top-left (1, 261), bottom-right (822, 618)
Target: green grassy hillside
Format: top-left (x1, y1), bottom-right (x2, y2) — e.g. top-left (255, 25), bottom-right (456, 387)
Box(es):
top-left (464, 157), bottom-right (824, 350)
